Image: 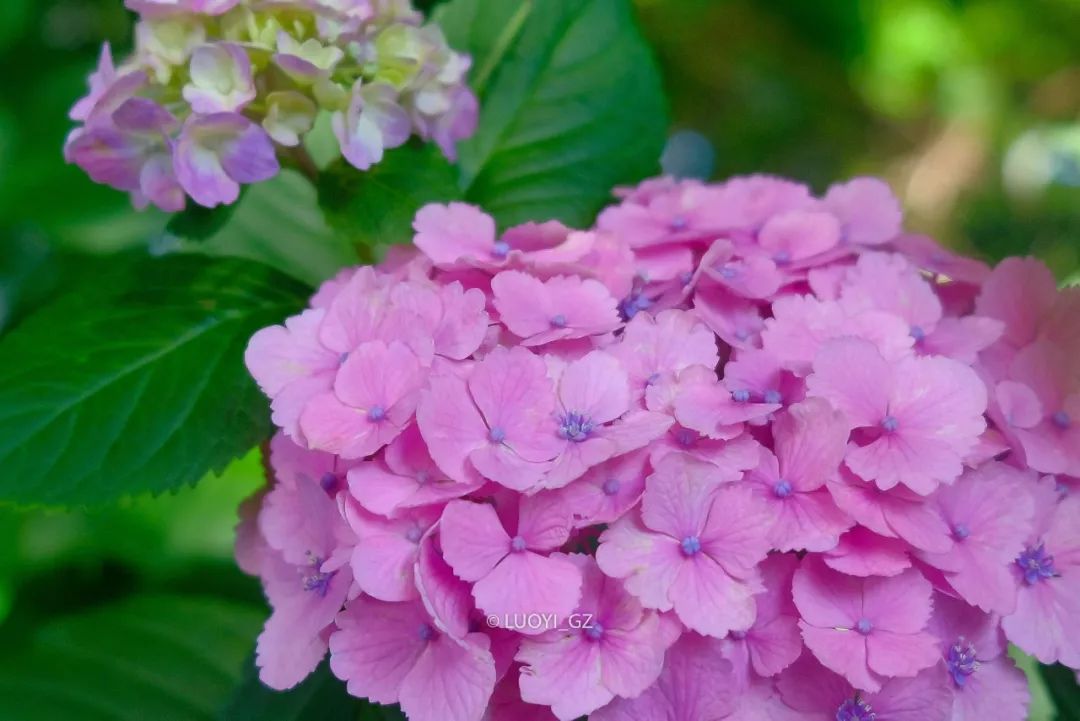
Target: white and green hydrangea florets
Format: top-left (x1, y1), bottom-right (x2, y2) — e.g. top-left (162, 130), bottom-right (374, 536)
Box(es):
top-left (66, 0), bottom-right (477, 210)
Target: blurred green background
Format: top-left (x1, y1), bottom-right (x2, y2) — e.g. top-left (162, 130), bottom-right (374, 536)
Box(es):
top-left (2, 0), bottom-right (1079, 717)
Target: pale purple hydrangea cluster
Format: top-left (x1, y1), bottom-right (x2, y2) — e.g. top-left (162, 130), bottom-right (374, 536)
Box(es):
top-left (65, 0), bottom-right (476, 210)
top-left (239, 174), bottom-right (1080, 721)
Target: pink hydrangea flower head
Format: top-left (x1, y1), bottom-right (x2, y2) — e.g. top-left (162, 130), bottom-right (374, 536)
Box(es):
top-left (596, 453), bottom-right (771, 637)
top-left (792, 557), bottom-right (939, 691)
top-left (439, 495), bottom-right (583, 633)
top-left (807, 336), bottom-right (987, 494)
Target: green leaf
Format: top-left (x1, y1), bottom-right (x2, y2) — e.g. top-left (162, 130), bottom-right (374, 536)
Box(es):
top-left (1039, 663), bottom-right (1080, 721)
top-left (221, 659), bottom-right (407, 721)
top-left (0, 254), bottom-right (307, 506)
top-left (167, 197), bottom-right (243, 243)
top-left (182, 170), bottom-right (359, 286)
top-left (317, 143), bottom-right (461, 260)
top-left (436, 0), bottom-right (668, 228)
top-left (0, 594), bottom-right (262, 721)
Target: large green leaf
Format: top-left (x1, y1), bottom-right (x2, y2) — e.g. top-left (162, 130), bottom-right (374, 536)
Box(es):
top-left (436, 0), bottom-right (668, 228)
top-left (0, 594), bottom-right (262, 721)
top-left (317, 143), bottom-right (461, 260)
top-left (221, 659), bottom-right (406, 721)
top-left (0, 254), bottom-right (307, 506)
top-left (1039, 663), bottom-right (1080, 721)
top-left (182, 170), bottom-right (359, 287)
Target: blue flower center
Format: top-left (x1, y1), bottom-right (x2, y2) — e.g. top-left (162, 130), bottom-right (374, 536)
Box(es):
top-left (773, 250), bottom-right (791, 265)
top-left (764, 389), bottom-right (782, 404)
top-left (674, 427), bottom-right (698, 447)
top-left (367, 405), bottom-right (386, 422)
top-left (946, 638), bottom-right (978, 688)
top-left (558, 411), bottom-right (595, 442)
top-left (491, 241), bottom-right (510, 259)
top-left (910, 325), bottom-right (926, 342)
top-left (602, 478), bottom-right (621, 496)
top-left (405, 526), bottom-right (423, 543)
top-left (510, 535), bottom-right (527, 553)
top-left (584, 622), bottom-right (605, 641)
top-left (418, 623), bottom-right (436, 642)
top-left (1052, 410), bottom-right (1072, 430)
top-left (732, 389), bottom-right (751, 403)
top-left (718, 264), bottom-right (739, 280)
top-left (680, 536), bottom-right (702, 556)
top-left (881, 415), bottom-right (899, 432)
top-left (319, 472), bottom-right (339, 492)
top-left (669, 215), bottom-right (689, 231)
top-left (836, 698), bottom-right (877, 721)
top-left (1016, 543), bottom-right (1056, 584)
top-left (953, 523), bottom-right (971, 540)
top-left (550, 314), bottom-right (568, 328)
top-left (488, 426), bottom-right (506, 443)
top-left (855, 618), bottom-right (873, 635)
top-left (773, 479), bottom-right (793, 498)
top-left (618, 292), bottom-right (652, 321)
top-left (301, 556), bottom-right (335, 597)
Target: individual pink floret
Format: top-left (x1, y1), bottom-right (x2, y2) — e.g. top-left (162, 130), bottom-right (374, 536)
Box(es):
top-left (541, 351), bottom-right (671, 489)
top-left (439, 495), bottom-right (583, 634)
top-left (596, 453), bottom-right (771, 637)
top-left (329, 597), bottom-right (496, 721)
top-left (918, 462), bottom-right (1035, 614)
top-left (492, 271), bottom-right (621, 346)
top-left (777, 653), bottom-right (951, 721)
top-left (516, 554), bottom-right (676, 720)
top-left (299, 340), bottom-right (426, 459)
top-left (590, 633), bottom-right (740, 721)
top-left (807, 337), bottom-right (987, 495)
top-left (792, 557), bottom-right (940, 692)
top-left (744, 399), bottom-right (853, 552)
top-left (928, 592), bottom-right (1031, 721)
top-left (417, 346), bottom-right (562, 491)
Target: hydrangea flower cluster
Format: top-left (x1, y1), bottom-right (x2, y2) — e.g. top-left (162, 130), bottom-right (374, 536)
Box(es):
top-left (240, 173), bottom-right (1080, 721)
top-left (65, 0), bottom-right (476, 210)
